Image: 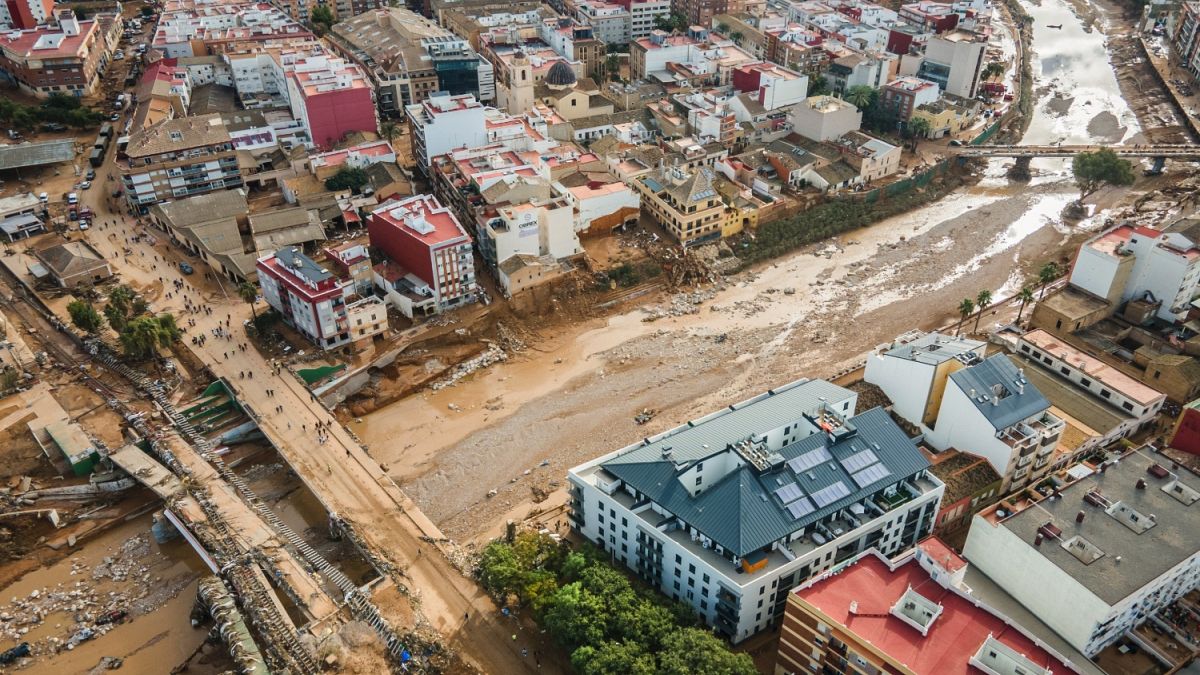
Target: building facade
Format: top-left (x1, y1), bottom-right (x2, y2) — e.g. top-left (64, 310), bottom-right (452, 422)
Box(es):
top-left (0, 11), bottom-right (108, 97)
top-left (119, 113), bottom-right (243, 209)
top-left (779, 540), bottom-right (1081, 675)
top-left (865, 330), bottom-right (987, 429)
top-left (367, 193), bottom-right (478, 317)
top-left (568, 378), bottom-right (944, 644)
top-left (963, 451), bottom-right (1200, 657)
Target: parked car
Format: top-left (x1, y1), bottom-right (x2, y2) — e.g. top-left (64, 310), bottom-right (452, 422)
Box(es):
top-left (110, 113), bottom-right (120, 121)
top-left (41, 122), bottom-right (66, 132)
top-left (179, 262), bottom-right (194, 275)
top-left (79, 220), bottom-right (90, 231)
top-left (37, 192), bottom-right (47, 203)
top-left (67, 192), bottom-right (78, 204)
top-left (79, 181), bottom-right (91, 190)
top-left (85, 168), bottom-right (95, 180)
top-left (949, 139), bottom-right (964, 146)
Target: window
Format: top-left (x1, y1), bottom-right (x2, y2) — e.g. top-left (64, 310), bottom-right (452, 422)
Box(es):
top-left (1060, 367), bottom-right (1070, 376)
top-left (696, 476), bottom-right (703, 486)
top-left (702, 573), bottom-right (710, 584)
top-left (674, 580), bottom-right (680, 591)
top-left (1080, 377), bottom-right (1091, 387)
top-left (621, 517), bottom-right (627, 527)
top-left (688, 563), bottom-right (696, 573)
top-left (1122, 402), bottom-right (1134, 411)
top-left (675, 554), bottom-right (682, 564)
top-left (1101, 389), bottom-right (1111, 399)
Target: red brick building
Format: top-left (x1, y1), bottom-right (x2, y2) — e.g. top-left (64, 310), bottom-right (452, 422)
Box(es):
top-left (3, 0), bottom-right (54, 30)
top-left (0, 11), bottom-right (107, 97)
top-left (367, 194), bottom-right (478, 318)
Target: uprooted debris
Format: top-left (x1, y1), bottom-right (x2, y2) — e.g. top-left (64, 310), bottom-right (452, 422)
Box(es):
top-left (640, 289), bottom-right (718, 322)
top-left (634, 408), bottom-right (657, 425)
top-left (430, 345), bottom-right (507, 390)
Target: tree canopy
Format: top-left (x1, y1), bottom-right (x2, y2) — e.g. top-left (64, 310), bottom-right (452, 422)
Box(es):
top-left (309, 5), bottom-right (334, 33)
top-left (67, 299), bottom-right (104, 334)
top-left (1072, 148), bottom-right (1135, 199)
top-left (120, 314), bottom-right (180, 360)
top-left (325, 166), bottom-right (369, 192)
top-left (477, 532), bottom-right (756, 674)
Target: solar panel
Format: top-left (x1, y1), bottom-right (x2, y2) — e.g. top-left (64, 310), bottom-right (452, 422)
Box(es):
top-left (840, 449), bottom-right (879, 474)
top-left (786, 497), bottom-right (815, 520)
top-left (852, 464), bottom-right (892, 488)
top-left (810, 481), bottom-right (851, 508)
top-left (787, 446), bottom-right (831, 474)
top-left (774, 482), bottom-right (803, 504)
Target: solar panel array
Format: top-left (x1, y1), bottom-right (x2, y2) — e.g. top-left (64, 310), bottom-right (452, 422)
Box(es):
top-left (787, 446), bottom-right (831, 474)
top-left (810, 481), bottom-right (851, 508)
top-left (774, 482), bottom-right (803, 504)
top-left (851, 463), bottom-right (892, 488)
top-left (786, 497), bottom-right (815, 519)
top-left (840, 449), bottom-right (879, 474)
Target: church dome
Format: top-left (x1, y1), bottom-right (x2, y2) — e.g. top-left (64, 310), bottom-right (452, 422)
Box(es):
top-left (545, 60), bottom-right (577, 87)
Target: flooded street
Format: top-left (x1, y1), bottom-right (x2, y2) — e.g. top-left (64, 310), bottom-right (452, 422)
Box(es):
top-left (357, 0), bottom-right (1159, 542)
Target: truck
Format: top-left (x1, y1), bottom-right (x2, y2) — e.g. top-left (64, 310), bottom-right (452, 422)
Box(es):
top-left (89, 147), bottom-right (104, 167)
top-left (99, 122), bottom-right (113, 138)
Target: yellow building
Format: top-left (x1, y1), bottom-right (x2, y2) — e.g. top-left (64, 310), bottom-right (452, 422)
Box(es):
top-left (633, 165), bottom-right (731, 246)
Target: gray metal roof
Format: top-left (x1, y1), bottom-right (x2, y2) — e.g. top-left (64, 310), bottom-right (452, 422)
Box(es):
top-left (0, 140), bottom-right (75, 171)
top-left (603, 404), bottom-right (931, 557)
top-left (949, 354), bottom-right (1049, 431)
top-left (885, 331), bottom-right (985, 366)
top-left (999, 452), bottom-right (1200, 605)
top-left (273, 246), bottom-right (331, 284)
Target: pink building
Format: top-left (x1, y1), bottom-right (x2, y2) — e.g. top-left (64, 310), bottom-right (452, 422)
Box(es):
top-left (367, 194), bottom-right (478, 318)
top-left (284, 54), bottom-right (377, 150)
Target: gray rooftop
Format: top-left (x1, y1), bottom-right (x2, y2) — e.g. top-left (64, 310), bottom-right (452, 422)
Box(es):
top-left (273, 247), bottom-right (331, 284)
top-left (884, 331), bottom-right (985, 366)
top-left (0, 140), bottom-right (75, 171)
top-left (1000, 452), bottom-right (1200, 605)
top-left (950, 354), bottom-right (1049, 430)
top-left (1013, 355), bottom-right (1129, 436)
top-left (152, 190), bottom-right (247, 229)
top-left (600, 380), bottom-right (930, 557)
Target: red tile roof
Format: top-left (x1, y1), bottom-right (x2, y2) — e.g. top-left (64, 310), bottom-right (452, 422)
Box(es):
top-left (918, 537), bottom-right (966, 573)
top-left (794, 553), bottom-right (1079, 675)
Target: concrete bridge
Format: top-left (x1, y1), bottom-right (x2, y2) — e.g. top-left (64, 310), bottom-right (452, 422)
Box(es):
top-left (950, 143), bottom-right (1200, 158)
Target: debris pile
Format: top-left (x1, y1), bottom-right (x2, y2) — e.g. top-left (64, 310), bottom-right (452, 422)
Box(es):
top-left (640, 289), bottom-right (717, 322)
top-left (430, 345), bottom-right (507, 390)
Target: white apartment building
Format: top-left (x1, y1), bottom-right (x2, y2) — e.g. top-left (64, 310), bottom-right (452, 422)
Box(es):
top-left (864, 330), bottom-right (987, 428)
top-left (405, 93), bottom-right (490, 173)
top-left (925, 354), bottom-right (1065, 491)
top-left (1069, 222), bottom-right (1200, 323)
top-left (898, 29), bottom-right (986, 99)
top-left (789, 95), bottom-right (863, 142)
top-left (627, 0), bottom-right (670, 39)
top-left (1017, 329), bottom-right (1167, 431)
top-left (568, 378), bottom-right (944, 644)
top-left (964, 452), bottom-right (1200, 657)
top-left (575, 0), bottom-right (630, 44)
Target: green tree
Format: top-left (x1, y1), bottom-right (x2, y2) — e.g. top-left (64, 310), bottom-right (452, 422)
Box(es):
top-left (807, 76), bottom-right (830, 96)
top-left (572, 641), bottom-right (658, 675)
top-left (730, 31), bottom-right (743, 43)
top-left (45, 93), bottom-right (82, 111)
top-left (379, 120), bottom-right (400, 146)
top-left (983, 61), bottom-right (1005, 80)
top-left (543, 582), bottom-right (608, 648)
top-left (654, 12), bottom-right (688, 33)
top-left (477, 541), bottom-right (524, 597)
top-left (605, 53), bottom-right (622, 82)
top-left (104, 285), bottom-right (138, 333)
top-left (716, 22), bottom-right (730, 34)
top-left (974, 289), bottom-right (993, 333)
top-left (844, 84), bottom-right (876, 110)
top-left (324, 166), bottom-right (369, 191)
top-left (1016, 285), bottom-right (1035, 324)
top-left (1038, 261), bottom-right (1060, 299)
top-left (1072, 148), bottom-right (1135, 201)
top-left (658, 627), bottom-right (758, 675)
top-left (907, 116), bottom-right (932, 143)
top-left (237, 281), bottom-right (259, 324)
top-left (120, 314), bottom-right (180, 360)
top-left (67, 299), bottom-right (104, 334)
top-left (957, 298), bottom-right (975, 336)
top-left (309, 5), bottom-right (334, 33)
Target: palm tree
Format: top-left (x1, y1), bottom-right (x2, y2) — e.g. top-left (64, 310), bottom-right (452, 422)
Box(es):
top-left (238, 281), bottom-right (259, 324)
top-left (957, 298), bottom-right (975, 336)
top-left (974, 289), bottom-right (993, 333)
top-left (380, 121), bottom-right (400, 147)
top-left (120, 314), bottom-right (180, 360)
top-left (907, 117), bottom-right (932, 147)
top-left (983, 61), bottom-right (1004, 81)
top-left (808, 76), bottom-right (830, 97)
top-left (1015, 286), bottom-right (1035, 324)
top-left (1038, 262), bottom-right (1060, 299)
top-left (844, 85), bottom-right (876, 110)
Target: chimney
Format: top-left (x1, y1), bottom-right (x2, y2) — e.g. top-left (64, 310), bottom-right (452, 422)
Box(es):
top-left (1076, 511), bottom-right (1085, 523)
top-left (1034, 532), bottom-right (1043, 546)
top-left (849, 600), bottom-right (858, 614)
top-left (1136, 478), bottom-right (1146, 490)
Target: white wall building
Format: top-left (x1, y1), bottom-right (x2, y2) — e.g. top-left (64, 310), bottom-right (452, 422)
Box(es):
top-left (568, 378), bottom-right (944, 644)
top-left (1017, 329), bottom-right (1167, 430)
top-left (405, 93), bottom-right (490, 173)
top-left (925, 354), bottom-right (1065, 491)
top-left (964, 451), bottom-right (1200, 657)
top-left (1068, 222), bottom-right (1200, 323)
top-left (789, 95), bottom-right (863, 142)
top-left (864, 330), bottom-right (987, 428)
top-left (918, 30), bottom-right (987, 99)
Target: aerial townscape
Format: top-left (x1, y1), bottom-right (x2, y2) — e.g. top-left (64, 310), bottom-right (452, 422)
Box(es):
top-left (2, 0), bottom-right (1200, 671)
